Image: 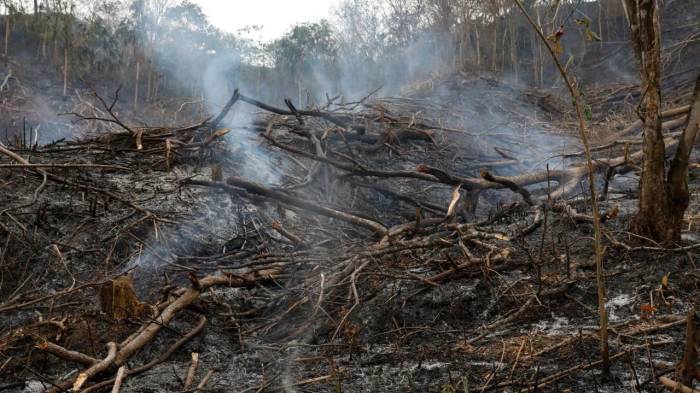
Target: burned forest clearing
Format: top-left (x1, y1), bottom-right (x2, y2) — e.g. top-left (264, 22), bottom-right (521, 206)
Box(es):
top-left (1, 0), bottom-right (700, 392)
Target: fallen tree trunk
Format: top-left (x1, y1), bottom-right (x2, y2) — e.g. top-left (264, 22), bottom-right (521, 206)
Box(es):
top-left (619, 104), bottom-right (690, 137)
top-left (186, 177), bottom-right (389, 237)
top-left (266, 123), bottom-right (680, 202)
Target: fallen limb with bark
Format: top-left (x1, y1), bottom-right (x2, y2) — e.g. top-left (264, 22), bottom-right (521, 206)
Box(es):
top-left (34, 269), bottom-right (280, 392)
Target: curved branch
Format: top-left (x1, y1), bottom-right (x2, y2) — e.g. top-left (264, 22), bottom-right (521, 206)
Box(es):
top-left (80, 316), bottom-right (208, 393)
top-left (47, 342), bottom-right (117, 393)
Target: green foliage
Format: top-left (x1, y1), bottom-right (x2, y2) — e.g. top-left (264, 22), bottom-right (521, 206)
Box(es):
top-left (269, 20), bottom-right (338, 76)
top-left (440, 376), bottom-right (470, 393)
top-left (575, 18), bottom-right (602, 42)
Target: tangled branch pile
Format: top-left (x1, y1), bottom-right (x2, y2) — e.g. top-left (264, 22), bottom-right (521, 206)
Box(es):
top-left (0, 74), bottom-right (699, 392)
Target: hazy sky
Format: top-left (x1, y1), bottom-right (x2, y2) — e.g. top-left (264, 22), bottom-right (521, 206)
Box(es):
top-left (192, 0), bottom-right (341, 42)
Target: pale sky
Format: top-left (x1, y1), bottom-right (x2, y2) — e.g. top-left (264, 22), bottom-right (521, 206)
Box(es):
top-left (192, 0), bottom-right (341, 42)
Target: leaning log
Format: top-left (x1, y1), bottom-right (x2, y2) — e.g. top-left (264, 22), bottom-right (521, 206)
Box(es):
top-left (187, 177), bottom-right (389, 237)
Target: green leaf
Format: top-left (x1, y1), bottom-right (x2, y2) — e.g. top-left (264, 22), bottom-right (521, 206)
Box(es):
top-left (546, 33), bottom-right (564, 56)
top-left (576, 18), bottom-right (602, 42)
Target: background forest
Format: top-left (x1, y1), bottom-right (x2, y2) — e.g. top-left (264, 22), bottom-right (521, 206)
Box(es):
top-left (2, 0), bottom-right (695, 110)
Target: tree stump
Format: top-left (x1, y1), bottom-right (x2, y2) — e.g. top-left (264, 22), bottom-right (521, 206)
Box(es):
top-left (99, 275), bottom-right (144, 321)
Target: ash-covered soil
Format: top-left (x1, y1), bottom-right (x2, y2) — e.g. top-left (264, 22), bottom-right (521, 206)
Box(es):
top-left (1, 70), bottom-right (699, 393)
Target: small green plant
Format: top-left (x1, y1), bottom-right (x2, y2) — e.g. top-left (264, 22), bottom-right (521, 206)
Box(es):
top-left (440, 376), bottom-right (469, 393)
top-left (578, 92), bottom-right (593, 121)
top-left (441, 384), bottom-right (455, 393)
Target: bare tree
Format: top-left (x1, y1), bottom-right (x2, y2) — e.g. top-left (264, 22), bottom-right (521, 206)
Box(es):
top-left (514, 0), bottom-right (611, 375)
top-left (624, 0), bottom-right (700, 244)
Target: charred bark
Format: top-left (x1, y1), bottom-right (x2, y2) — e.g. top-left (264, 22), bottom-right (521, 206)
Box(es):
top-left (625, 0), bottom-right (692, 244)
top-left (667, 73), bottom-right (700, 235)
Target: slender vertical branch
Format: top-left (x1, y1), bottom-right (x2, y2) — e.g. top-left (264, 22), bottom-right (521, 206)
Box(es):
top-left (62, 47), bottom-right (68, 97)
top-left (4, 9), bottom-right (9, 57)
top-left (134, 60), bottom-right (140, 109)
top-left (513, 0), bottom-right (609, 374)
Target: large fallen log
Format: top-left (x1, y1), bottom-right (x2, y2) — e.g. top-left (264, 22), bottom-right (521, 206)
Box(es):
top-left (265, 118), bottom-right (680, 202)
top-left (186, 177), bottom-right (389, 237)
top-left (619, 104), bottom-right (690, 137)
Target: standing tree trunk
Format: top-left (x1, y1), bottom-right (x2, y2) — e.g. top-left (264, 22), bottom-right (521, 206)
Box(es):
top-left (625, 0), bottom-right (700, 244)
top-left (4, 11), bottom-right (10, 57)
top-left (510, 19), bottom-right (519, 81)
top-left (536, 7), bottom-right (544, 85)
top-left (626, 0), bottom-right (669, 241)
top-left (146, 67), bottom-right (152, 103)
top-left (598, 0), bottom-right (604, 49)
top-left (501, 21), bottom-right (508, 73)
top-left (52, 38), bottom-right (58, 64)
top-left (474, 24), bottom-right (481, 68)
top-left (604, 0), bottom-right (612, 42)
top-left (491, 20), bottom-right (498, 72)
top-left (667, 73), bottom-right (700, 230)
top-left (134, 60), bottom-right (140, 109)
top-left (62, 47), bottom-right (68, 97)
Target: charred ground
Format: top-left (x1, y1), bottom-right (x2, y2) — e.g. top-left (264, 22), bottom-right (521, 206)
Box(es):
top-left (1, 2), bottom-right (700, 393)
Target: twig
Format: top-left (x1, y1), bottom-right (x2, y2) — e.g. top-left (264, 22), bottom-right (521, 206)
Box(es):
top-left (111, 366), bottom-right (126, 393)
top-left (184, 352), bottom-right (199, 391)
top-left (194, 369), bottom-right (216, 392)
top-left (660, 376), bottom-right (700, 393)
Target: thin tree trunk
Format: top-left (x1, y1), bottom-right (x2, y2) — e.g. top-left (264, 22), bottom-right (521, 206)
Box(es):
top-left (134, 61), bottom-right (140, 109)
top-left (458, 26), bottom-right (465, 69)
top-left (4, 13), bottom-right (10, 57)
top-left (153, 73), bottom-right (160, 101)
top-left (492, 21), bottom-right (498, 72)
top-left (605, 0), bottom-right (612, 41)
top-left (146, 67), bottom-right (152, 103)
top-left (532, 36), bottom-right (538, 85)
top-left (52, 38), bottom-right (58, 65)
top-left (475, 24), bottom-right (481, 68)
top-left (62, 47), bottom-right (68, 97)
top-left (514, 0), bottom-right (610, 375)
top-left (598, 0), bottom-right (604, 49)
top-left (501, 22), bottom-right (508, 74)
top-left (536, 8), bottom-right (544, 86)
top-left (298, 79), bottom-right (302, 107)
top-left (510, 19), bottom-right (518, 81)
